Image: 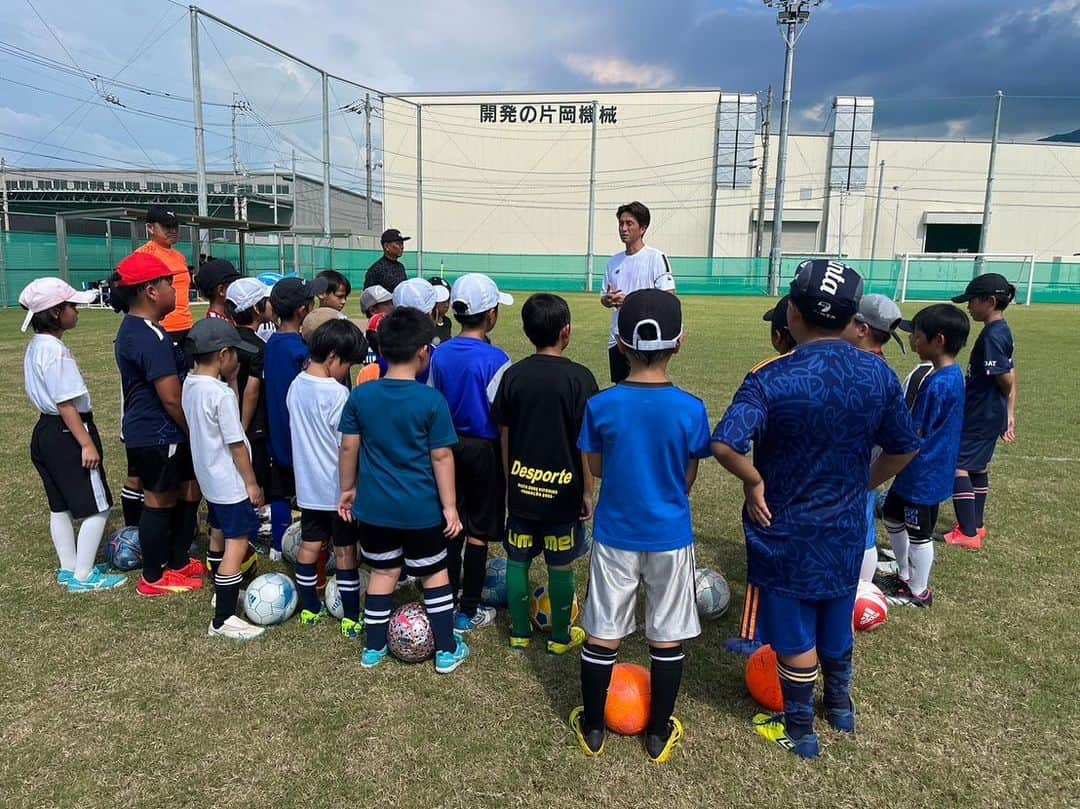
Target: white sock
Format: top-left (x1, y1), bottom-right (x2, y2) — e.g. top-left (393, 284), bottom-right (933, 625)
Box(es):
top-left (884, 519), bottom-right (910, 580)
top-left (859, 546), bottom-right (878, 582)
top-left (908, 540), bottom-right (934, 596)
top-left (74, 510), bottom-right (110, 581)
top-left (49, 511), bottom-right (77, 571)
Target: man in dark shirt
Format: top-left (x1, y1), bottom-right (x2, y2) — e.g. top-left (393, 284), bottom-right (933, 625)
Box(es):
top-left (364, 229), bottom-right (410, 292)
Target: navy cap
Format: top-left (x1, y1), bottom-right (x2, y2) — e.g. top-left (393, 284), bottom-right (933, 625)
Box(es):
top-left (762, 294), bottom-right (791, 333)
top-left (194, 259), bottom-right (240, 297)
top-left (381, 228), bottom-right (411, 244)
top-left (617, 289), bottom-right (682, 351)
top-left (789, 259), bottom-right (863, 328)
top-left (270, 276), bottom-right (314, 313)
top-left (146, 204), bottom-right (179, 227)
top-left (951, 273), bottom-right (1016, 304)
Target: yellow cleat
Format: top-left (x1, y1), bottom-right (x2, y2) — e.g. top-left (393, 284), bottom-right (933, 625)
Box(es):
top-left (645, 716), bottom-right (685, 763)
top-left (547, 626), bottom-right (586, 655)
top-left (569, 706), bottom-right (605, 757)
top-left (508, 635), bottom-right (531, 650)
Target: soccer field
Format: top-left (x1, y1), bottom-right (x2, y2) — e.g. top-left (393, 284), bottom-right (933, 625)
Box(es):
top-left (0, 295), bottom-right (1076, 809)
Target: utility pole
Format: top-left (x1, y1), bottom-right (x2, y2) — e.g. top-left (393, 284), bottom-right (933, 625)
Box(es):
top-left (978, 89), bottom-right (1005, 271)
top-left (291, 149), bottom-right (299, 274)
top-left (321, 72), bottom-right (332, 240)
top-left (1, 157), bottom-right (9, 232)
top-left (231, 92), bottom-right (243, 222)
top-left (272, 164), bottom-right (278, 225)
top-left (870, 159), bottom-right (885, 259)
top-left (416, 104), bottom-right (424, 276)
top-left (189, 6), bottom-right (208, 254)
top-left (586, 100), bottom-right (598, 292)
top-left (892, 185), bottom-right (902, 257)
top-left (707, 97), bottom-right (721, 262)
top-left (364, 92), bottom-right (373, 232)
top-left (755, 85), bottom-right (773, 258)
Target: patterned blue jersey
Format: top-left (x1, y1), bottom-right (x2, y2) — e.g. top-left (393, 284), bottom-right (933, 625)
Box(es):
top-left (892, 364), bottom-right (966, 506)
top-left (713, 340), bottom-right (920, 599)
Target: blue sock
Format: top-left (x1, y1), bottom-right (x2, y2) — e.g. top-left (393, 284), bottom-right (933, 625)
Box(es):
top-left (777, 661), bottom-right (818, 741)
top-left (270, 499), bottom-right (291, 553)
top-left (364, 592), bottom-right (394, 651)
top-left (294, 562), bottom-right (320, 614)
top-left (423, 582), bottom-right (456, 653)
top-left (337, 567), bottom-right (361, 622)
top-left (952, 476), bottom-right (977, 537)
top-left (820, 649), bottom-right (853, 712)
top-left (970, 471), bottom-right (989, 529)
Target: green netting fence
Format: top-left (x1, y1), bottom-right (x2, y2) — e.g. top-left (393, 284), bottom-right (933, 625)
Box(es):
top-left (3, 231), bottom-right (1080, 307)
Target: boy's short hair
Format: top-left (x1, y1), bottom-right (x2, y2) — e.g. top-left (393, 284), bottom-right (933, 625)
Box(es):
top-left (378, 306), bottom-right (435, 364)
top-left (911, 303), bottom-right (970, 356)
top-left (616, 201), bottom-right (651, 229)
top-left (315, 269), bottom-right (351, 297)
top-left (107, 272), bottom-right (167, 314)
top-left (521, 293), bottom-right (570, 348)
top-left (227, 299), bottom-right (256, 326)
top-left (308, 318), bottom-right (368, 364)
top-left (452, 308), bottom-right (489, 329)
top-left (192, 347), bottom-right (234, 366)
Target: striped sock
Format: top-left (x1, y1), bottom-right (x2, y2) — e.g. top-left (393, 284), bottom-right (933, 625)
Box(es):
top-left (205, 549), bottom-right (224, 578)
top-left (120, 487), bottom-right (144, 527)
top-left (647, 645), bottom-right (684, 737)
top-left (580, 643), bottom-right (618, 733)
top-left (213, 571), bottom-right (243, 628)
top-left (294, 562), bottom-right (320, 614)
top-left (777, 661), bottom-right (819, 741)
top-left (971, 471), bottom-right (989, 529)
top-left (423, 582), bottom-right (456, 653)
top-left (953, 476), bottom-right (977, 537)
top-left (336, 567), bottom-right (361, 622)
top-left (363, 592), bottom-right (394, 651)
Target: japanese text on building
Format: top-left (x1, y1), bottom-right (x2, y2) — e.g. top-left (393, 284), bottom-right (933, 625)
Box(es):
top-left (479, 103), bottom-right (617, 125)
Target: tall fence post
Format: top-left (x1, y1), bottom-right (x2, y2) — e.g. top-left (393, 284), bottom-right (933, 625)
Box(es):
top-left (1026, 253), bottom-right (1036, 306)
top-left (586, 100), bottom-right (598, 293)
top-left (898, 253), bottom-right (910, 303)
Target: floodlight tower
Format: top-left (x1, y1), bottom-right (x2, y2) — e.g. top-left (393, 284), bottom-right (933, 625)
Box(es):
top-left (763, 0), bottom-right (825, 294)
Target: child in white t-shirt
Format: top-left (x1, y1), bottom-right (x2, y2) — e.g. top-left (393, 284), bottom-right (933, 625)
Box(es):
top-left (181, 318), bottom-right (266, 640)
top-left (287, 318), bottom-right (369, 636)
top-left (20, 278), bottom-right (125, 592)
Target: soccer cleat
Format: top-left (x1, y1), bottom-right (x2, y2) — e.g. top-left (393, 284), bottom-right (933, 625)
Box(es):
top-left (268, 548), bottom-right (284, 562)
top-left (509, 635), bottom-right (532, 651)
top-left (340, 616), bottom-right (364, 640)
top-left (723, 636), bottom-right (763, 657)
top-left (569, 706), bottom-right (606, 757)
top-left (360, 645), bottom-right (389, 669)
top-left (57, 563), bottom-right (110, 584)
top-left (171, 558), bottom-right (206, 579)
top-left (645, 717), bottom-right (685, 763)
top-left (752, 713), bottom-right (820, 760)
top-left (208, 615), bottom-right (265, 641)
top-left (825, 699), bottom-right (857, 734)
top-left (944, 527), bottom-right (983, 550)
top-left (299, 608), bottom-right (326, 626)
top-left (873, 572), bottom-right (907, 596)
top-left (875, 559), bottom-right (899, 577)
top-left (547, 626), bottom-right (586, 655)
top-left (435, 637), bottom-right (471, 674)
top-left (66, 570), bottom-right (127, 593)
top-left (453, 605), bottom-right (497, 632)
top-left (136, 569), bottom-right (202, 597)
top-left (877, 546), bottom-right (897, 562)
top-left (887, 586), bottom-right (933, 608)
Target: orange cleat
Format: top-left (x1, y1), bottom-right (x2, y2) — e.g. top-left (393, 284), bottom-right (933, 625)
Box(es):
top-left (943, 527), bottom-right (982, 550)
top-left (171, 558), bottom-right (206, 579)
top-left (136, 569), bottom-right (203, 596)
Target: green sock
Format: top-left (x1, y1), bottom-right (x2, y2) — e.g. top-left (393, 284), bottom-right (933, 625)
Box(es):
top-left (548, 566), bottom-right (575, 645)
top-left (506, 558), bottom-right (532, 639)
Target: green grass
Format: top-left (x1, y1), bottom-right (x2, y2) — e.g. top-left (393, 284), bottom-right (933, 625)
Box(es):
top-left (0, 296), bottom-right (1077, 809)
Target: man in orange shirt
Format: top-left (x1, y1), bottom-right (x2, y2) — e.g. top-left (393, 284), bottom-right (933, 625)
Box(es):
top-left (137, 205), bottom-right (193, 343)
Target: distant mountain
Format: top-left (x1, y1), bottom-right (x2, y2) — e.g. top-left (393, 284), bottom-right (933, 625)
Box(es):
top-left (1042, 128), bottom-right (1080, 143)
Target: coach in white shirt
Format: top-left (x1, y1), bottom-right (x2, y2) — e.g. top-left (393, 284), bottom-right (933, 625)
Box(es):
top-left (599, 201), bottom-right (676, 383)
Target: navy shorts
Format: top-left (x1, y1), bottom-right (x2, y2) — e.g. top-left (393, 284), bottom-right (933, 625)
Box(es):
top-left (957, 435), bottom-right (998, 471)
top-left (207, 499), bottom-right (260, 541)
top-left (300, 508), bottom-right (358, 548)
top-left (503, 516), bottom-right (588, 567)
top-left (757, 587), bottom-right (857, 659)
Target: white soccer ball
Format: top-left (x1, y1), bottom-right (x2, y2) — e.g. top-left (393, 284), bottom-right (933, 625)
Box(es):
top-left (243, 572), bottom-right (299, 626)
top-left (695, 567), bottom-right (731, 620)
top-left (281, 521), bottom-right (302, 563)
top-left (853, 580), bottom-right (889, 632)
top-left (323, 571), bottom-right (369, 620)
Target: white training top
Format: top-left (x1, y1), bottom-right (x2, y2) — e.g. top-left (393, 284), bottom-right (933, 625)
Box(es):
top-left (181, 373), bottom-right (250, 505)
top-left (603, 245), bottom-right (676, 346)
top-left (287, 371), bottom-right (348, 512)
top-left (24, 333), bottom-right (92, 415)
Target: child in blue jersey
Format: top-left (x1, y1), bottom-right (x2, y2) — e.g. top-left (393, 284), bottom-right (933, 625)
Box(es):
top-left (337, 307), bottom-right (468, 674)
top-left (712, 260), bottom-right (920, 760)
top-left (877, 304), bottom-right (970, 607)
top-left (571, 289), bottom-right (711, 764)
top-left (944, 273), bottom-right (1018, 550)
top-left (428, 273), bottom-right (514, 632)
top-left (263, 277), bottom-right (313, 561)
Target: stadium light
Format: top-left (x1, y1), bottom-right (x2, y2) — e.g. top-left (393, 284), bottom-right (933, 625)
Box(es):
top-left (763, 0), bottom-right (825, 294)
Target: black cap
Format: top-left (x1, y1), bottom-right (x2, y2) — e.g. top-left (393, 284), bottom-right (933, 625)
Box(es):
top-left (146, 204), bottom-right (179, 227)
top-left (762, 294), bottom-right (791, 333)
top-left (270, 277), bottom-right (314, 313)
top-left (789, 259), bottom-right (863, 328)
top-left (380, 228), bottom-right (411, 244)
top-left (194, 259), bottom-right (240, 297)
top-left (951, 273), bottom-right (1016, 304)
top-left (617, 289), bottom-right (682, 351)
top-left (185, 317), bottom-right (262, 356)
top-left (429, 276), bottom-right (450, 292)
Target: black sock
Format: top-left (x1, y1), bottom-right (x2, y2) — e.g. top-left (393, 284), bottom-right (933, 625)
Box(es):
top-left (138, 506), bottom-right (172, 583)
top-left (647, 645), bottom-right (684, 737)
top-left (423, 582), bottom-right (456, 653)
top-left (971, 471), bottom-right (989, 529)
top-left (121, 487), bottom-right (144, 527)
top-left (953, 476), bottom-right (977, 537)
top-left (364, 592), bottom-right (394, 651)
top-left (445, 536), bottom-right (464, 609)
top-left (205, 549), bottom-right (223, 578)
top-left (167, 501), bottom-right (199, 569)
top-left (460, 542), bottom-right (488, 617)
top-left (213, 571), bottom-right (242, 628)
top-left (580, 643), bottom-right (617, 733)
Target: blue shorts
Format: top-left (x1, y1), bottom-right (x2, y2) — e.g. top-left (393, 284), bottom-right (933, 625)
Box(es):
top-left (207, 499), bottom-right (260, 541)
top-left (957, 436), bottom-right (997, 471)
top-left (865, 491), bottom-right (878, 551)
top-left (757, 588), bottom-right (856, 659)
top-left (503, 516), bottom-right (589, 567)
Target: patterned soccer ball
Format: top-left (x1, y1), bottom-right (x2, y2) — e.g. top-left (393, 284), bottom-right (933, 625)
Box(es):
top-left (529, 585), bottom-right (580, 632)
top-left (323, 571), bottom-right (369, 620)
top-left (105, 526), bottom-right (142, 571)
top-left (853, 580), bottom-right (889, 632)
top-left (387, 602), bottom-right (435, 663)
top-left (481, 557), bottom-right (508, 607)
top-left (281, 521), bottom-right (303, 563)
top-left (243, 572), bottom-right (299, 626)
top-left (695, 567), bottom-right (731, 620)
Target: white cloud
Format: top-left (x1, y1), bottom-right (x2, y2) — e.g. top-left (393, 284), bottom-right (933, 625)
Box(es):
top-left (800, 102), bottom-right (827, 122)
top-left (561, 55), bottom-right (677, 89)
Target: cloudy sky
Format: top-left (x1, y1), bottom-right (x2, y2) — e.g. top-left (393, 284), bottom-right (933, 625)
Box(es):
top-left (2, 0), bottom-right (1079, 184)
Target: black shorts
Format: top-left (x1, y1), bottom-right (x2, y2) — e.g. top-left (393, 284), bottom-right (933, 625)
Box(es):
top-left (249, 434), bottom-right (270, 490)
top-left (453, 436), bottom-right (505, 542)
top-left (957, 435), bottom-right (998, 472)
top-left (608, 344), bottom-right (630, 384)
top-left (30, 413), bottom-right (113, 519)
top-left (268, 460), bottom-right (295, 501)
top-left (356, 520), bottom-right (447, 577)
top-left (504, 515), bottom-right (588, 567)
top-left (301, 508), bottom-right (358, 548)
top-left (125, 442), bottom-right (195, 494)
top-left (882, 489), bottom-right (939, 542)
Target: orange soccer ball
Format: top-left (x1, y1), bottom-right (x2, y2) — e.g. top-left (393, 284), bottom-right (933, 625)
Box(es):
top-left (745, 643), bottom-right (784, 712)
top-left (605, 662), bottom-right (651, 735)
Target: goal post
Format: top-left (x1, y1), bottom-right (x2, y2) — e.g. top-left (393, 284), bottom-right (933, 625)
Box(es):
top-left (895, 252), bottom-right (1037, 305)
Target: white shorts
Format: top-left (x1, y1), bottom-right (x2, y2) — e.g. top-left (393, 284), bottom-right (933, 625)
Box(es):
top-left (581, 542), bottom-right (701, 643)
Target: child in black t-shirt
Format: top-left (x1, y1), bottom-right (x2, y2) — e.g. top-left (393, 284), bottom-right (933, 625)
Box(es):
top-left (491, 293), bottom-right (599, 653)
